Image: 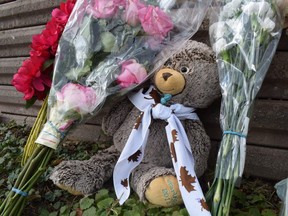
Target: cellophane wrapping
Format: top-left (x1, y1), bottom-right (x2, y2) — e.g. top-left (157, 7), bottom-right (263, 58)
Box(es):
top-left (206, 0), bottom-right (283, 215)
top-left (36, 0), bottom-right (212, 149)
top-left (275, 178), bottom-right (288, 216)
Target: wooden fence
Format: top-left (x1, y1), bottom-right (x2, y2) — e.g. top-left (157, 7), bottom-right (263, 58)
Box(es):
top-left (0, 0), bottom-right (287, 180)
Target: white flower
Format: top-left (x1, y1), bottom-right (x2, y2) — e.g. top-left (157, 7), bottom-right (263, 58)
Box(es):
top-left (242, 1), bottom-right (274, 18)
top-left (158, 0), bottom-right (175, 10)
top-left (209, 21), bottom-right (228, 40)
top-left (213, 38), bottom-right (228, 54)
top-left (225, 18), bottom-right (245, 33)
top-left (258, 17), bottom-right (276, 32)
top-left (221, 0), bottom-right (243, 18)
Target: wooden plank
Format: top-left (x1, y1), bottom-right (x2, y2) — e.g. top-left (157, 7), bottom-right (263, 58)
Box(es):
top-left (204, 123), bottom-right (288, 149)
top-left (199, 99), bottom-right (288, 131)
top-left (209, 141), bottom-right (288, 181)
top-left (198, 99), bottom-right (288, 149)
top-left (245, 145), bottom-right (288, 180)
top-left (0, 113), bottom-right (109, 142)
top-left (0, 0), bottom-right (15, 4)
top-left (0, 57), bottom-right (26, 85)
top-left (0, 25), bottom-right (44, 57)
top-left (0, 0), bottom-right (64, 31)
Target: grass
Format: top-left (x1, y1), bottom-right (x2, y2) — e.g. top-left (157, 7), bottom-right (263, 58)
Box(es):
top-left (0, 120), bottom-right (282, 216)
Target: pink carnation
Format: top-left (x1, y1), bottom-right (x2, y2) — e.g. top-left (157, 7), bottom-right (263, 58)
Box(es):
top-left (56, 83), bottom-right (97, 115)
top-left (117, 59), bottom-right (147, 88)
top-left (122, 0), bottom-right (145, 26)
top-left (88, 0), bottom-right (118, 19)
top-left (138, 5), bottom-right (173, 38)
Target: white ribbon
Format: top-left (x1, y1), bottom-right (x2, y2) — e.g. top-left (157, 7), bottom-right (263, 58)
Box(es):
top-left (113, 86), bottom-right (211, 215)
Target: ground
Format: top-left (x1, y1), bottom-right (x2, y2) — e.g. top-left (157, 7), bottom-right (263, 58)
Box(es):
top-left (0, 121), bottom-right (282, 216)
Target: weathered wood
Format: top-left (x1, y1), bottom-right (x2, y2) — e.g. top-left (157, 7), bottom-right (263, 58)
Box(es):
top-left (198, 99), bottom-right (288, 149)
top-left (0, 0), bottom-right (15, 4)
top-left (0, 0), bottom-right (64, 31)
top-left (0, 113), bottom-right (110, 142)
top-left (209, 141), bottom-right (288, 181)
top-left (204, 122), bottom-right (288, 149)
top-left (0, 57), bottom-right (26, 84)
top-left (0, 26), bottom-right (44, 57)
top-left (199, 99), bottom-right (288, 131)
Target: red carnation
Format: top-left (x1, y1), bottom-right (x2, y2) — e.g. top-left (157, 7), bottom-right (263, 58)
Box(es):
top-left (12, 58), bottom-right (51, 100)
top-left (52, 0), bottom-right (76, 25)
top-left (13, 0), bottom-right (76, 101)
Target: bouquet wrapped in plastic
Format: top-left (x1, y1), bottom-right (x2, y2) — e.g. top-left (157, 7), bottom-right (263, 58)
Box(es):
top-left (275, 178), bottom-right (288, 216)
top-left (206, 0), bottom-right (283, 215)
top-left (0, 0), bottom-right (212, 214)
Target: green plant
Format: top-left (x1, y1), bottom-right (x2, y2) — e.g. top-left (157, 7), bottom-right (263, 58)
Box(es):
top-left (0, 121), bottom-right (282, 215)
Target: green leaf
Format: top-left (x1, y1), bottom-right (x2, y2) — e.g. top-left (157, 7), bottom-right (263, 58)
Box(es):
top-left (249, 194), bottom-right (265, 204)
top-left (25, 97), bottom-right (37, 109)
top-left (233, 189), bottom-right (247, 206)
top-left (53, 201), bottom-right (62, 210)
top-left (123, 210), bottom-right (141, 216)
top-left (0, 157), bottom-right (5, 164)
top-left (42, 58), bottom-right (54, 71)
top-left (60, 205), bottom-right (69, 215)
top-left (179, 208), bottom-right (189, 216)
top-left (248, 207), bottom-right (261, 216)
top-left (97, 197), bottom-right (114, 209)
top-left (83, 207), bottom-right (97, 216)
top-left (261, 209), bottom-right (277, 216)
top-left (80, 197), bottom-right (95, 210)
top-left (69, 211), bottom-right (76, 216)
top-left (39, 209), bottom-right (50, 216)
top-left (95, 189), bottom-right (109, 202)
top-left (49, 212), bottom-right (58, 216)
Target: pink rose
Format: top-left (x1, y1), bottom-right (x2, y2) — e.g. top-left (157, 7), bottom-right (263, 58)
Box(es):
top-left (56, 83), bottom-right (97, 115)
top-left (117, 59), bottom-right (147, 88)
top-left (138, 6), bottom-right (173, 38)
top-left (122, 0), bottom-right (145, 26)
top-left (88, 0), bottom-right (118, 19)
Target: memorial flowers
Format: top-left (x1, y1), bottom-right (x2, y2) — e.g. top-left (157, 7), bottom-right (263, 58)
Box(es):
top-left (206, 0), bottom-right (283, 215)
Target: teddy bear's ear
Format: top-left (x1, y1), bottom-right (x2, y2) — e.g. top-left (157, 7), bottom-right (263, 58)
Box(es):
top-left (169, 40), bottom-right (221, 108)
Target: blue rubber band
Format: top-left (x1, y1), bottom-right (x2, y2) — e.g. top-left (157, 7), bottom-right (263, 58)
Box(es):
top-left (161, 94), bottom-right (172, 105)
top-left (48, 121), bottom-right (66, 139)
top-left (223, 131), bottom-right (247, 138)
top-left (12, 187), bottom-right (28, 197)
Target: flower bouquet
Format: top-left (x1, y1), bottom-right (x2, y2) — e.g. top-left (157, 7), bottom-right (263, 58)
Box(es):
top-left (11, 0), bottom-right (76, 165)
top-left (0, 0), bottom-right (211, 214)
top-left (275, 178), bottom-right (288, 216)
top-left (206, 0), bottom-right (283, 215)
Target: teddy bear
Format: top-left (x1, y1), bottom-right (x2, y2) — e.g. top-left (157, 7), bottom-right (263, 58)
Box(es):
top-left (49, 39), bottom-right (220, 207)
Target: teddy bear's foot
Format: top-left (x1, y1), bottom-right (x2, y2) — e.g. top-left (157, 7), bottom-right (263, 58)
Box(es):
top-left (50, 146), bottom-right (119, 196)
top-left (131, 164), bottom-right (183, 207)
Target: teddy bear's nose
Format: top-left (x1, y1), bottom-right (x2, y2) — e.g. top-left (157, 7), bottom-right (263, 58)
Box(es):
top-left (162, 72), bottom-right (172, 81)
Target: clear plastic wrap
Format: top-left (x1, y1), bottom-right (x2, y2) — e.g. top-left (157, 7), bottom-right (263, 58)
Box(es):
top-left (275, 178), bottom-right (288, 216)
top-left (206, 0), bottom-right (283, 215)
top-left (35, 0), bottom-right (212, 149)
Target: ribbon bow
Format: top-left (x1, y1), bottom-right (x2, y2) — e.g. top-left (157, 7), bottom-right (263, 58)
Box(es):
top-left (113, 86), bottom-right (211, 215)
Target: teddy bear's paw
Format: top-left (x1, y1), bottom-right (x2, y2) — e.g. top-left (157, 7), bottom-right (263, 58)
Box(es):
top-left (145, 175), bottom-right (183, 207)
top-left (49, 160), bottom-right (106, 196)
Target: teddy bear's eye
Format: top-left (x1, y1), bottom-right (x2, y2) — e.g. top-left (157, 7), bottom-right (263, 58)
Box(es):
top-left (180, 66), bottom-right (189, 73)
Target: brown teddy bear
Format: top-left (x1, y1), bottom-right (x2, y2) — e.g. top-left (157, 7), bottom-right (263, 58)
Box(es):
top-left (50, 39), bottom-right (220, 207)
